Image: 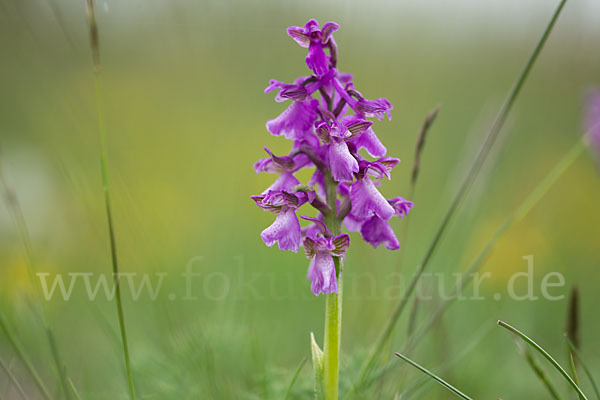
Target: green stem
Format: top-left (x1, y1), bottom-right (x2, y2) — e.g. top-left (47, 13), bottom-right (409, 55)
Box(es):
top-left (322, 175), bottom-right (342, 400)
top-left (86, 1), bottom-right (136, 398)
top-left (323, 259), bottom-right (342, 400)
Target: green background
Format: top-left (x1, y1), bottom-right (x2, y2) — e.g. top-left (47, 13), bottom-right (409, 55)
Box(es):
top-left (0, 0), bottom-right (599, 398)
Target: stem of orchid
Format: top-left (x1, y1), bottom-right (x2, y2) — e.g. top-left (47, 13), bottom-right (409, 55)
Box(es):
top-left (322, 175), bottom-right (342, 400)
top-left (323, 260), bottom-right (342, 400)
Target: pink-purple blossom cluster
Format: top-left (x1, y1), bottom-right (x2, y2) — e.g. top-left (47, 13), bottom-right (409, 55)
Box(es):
top-left (252, 19), bottom-right (413, 295)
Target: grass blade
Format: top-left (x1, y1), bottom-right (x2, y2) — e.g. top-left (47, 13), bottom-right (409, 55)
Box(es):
top-left (405, 138), bottom-right (586, 352)
top-left (565, 286), bottom-right (580, 349)
top-left (411, 105), bottom-right (441, 187)
top-left (497, 320), bottom-right (588, 400)
top-left (85, 1), bottom-right (136, 399)
top-left (517, 342), bottom-right (563, 400)
top-left (68, 377), bottom-right (83, 400)
top-left (350, 0), bottom-right (569, 393)
top-left (393, 353), bottom-right (473, 400)
top-left (567, 337), bottom-right (600, 400)
top-left (0, 357), bottom-right (30, 400)
top-left (569, 352), bottom-right (585, 400)
top-left (0, 153), bottom-right (71, 399)
top-left (397, 324), bottom-right (492, 400)
top-left (284, 357), bottom-right (308, 400)
top-left (0, 312), bottom-right (51, 400)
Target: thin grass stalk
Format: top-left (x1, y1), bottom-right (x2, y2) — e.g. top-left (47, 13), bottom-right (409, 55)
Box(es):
top-left (567, 338), bottom-right (600, 400)
top-left (397, 324), bottom-right (491, 400)
top-left (402, 106), bottom-right (439, 339)
top-left (569, 352), bottom-right (585, 400)
top-left (382, 107), bottom-right (440, 393)
top-left (348, 0), bottom-right (568, 393)
top-left (404, 138), bottom-right (586, 353)
top-left (0, 312), bottom-right (51, 400)
top-left (498, 320), bottom-right (588, 400)
top-left (284, 357), bottom-right (308, 400)
top-left (67, 377), bottom-right (83, 400)
top-left (0, 357), bottom-right (30, 400)
top-left (85, 1), bottom-right (136, 398)
top-left (393, 353), bottom-right (473, 400)
top-left (518, 342), bottom-right (563, 400)
top-left (0, 158), bottom-right (71, 399)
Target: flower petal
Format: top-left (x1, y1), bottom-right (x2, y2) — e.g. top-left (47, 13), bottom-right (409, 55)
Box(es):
top-left (388, 197), bottom-right (414, 218)
top-left (353, 127), bottom-right (387, 157)
top-left (300, 215), bottom-right (332, 237)
top-left (261, 208), bottom-right (301, 252)
top-left (320, 22), bottom-right (340, 44)
top-left (355, 97), bottom-right (393, 120)
top-left (266, 99), bottom-right (319, 140)
top-left (286, 26), bottom-right (310, 48)
top-left (306, 42), bottom-right (329, 76)
top-left (360, 215), bottom-right (400, 250)
top-left (264, 172), bottom-right (300, 193)
top-left (343, 212), bottom-right (364, 232)
top-left (307, 253), bottom-right (337, 295)
top-left (350, 177), bottom-right (395, 220)
top-left (329, 138), bottom-right (359, 182)
top-left (330, 234), bottom-right (350, 256)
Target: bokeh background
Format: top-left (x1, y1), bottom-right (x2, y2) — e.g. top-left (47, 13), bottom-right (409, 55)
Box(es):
top-left (1, 0), bottom-right (599, 398)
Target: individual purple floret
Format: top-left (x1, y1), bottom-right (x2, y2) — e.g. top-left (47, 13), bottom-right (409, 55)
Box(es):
top-left (305, 233), bottom-right (350, 295)
top-left (252, 19), bottom-right (413, 295)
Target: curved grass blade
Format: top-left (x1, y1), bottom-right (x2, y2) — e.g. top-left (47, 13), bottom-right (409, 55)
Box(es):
top-left (567, 337), bottom-right (600, 400)
top-left (349, 0), bottom-right (569, 393)
top-left (398, 324), bottom-right (492, 400)
top-left (284, 357), bottom-right (308, 400)
top-left (85, 1), bottom-right (136, 399)
top-left (498, 320), bottom-right (588, 400)
top-left (393, 353), bottom-right (473, 400)
top-left (517, 341), bottom-right (563, 400)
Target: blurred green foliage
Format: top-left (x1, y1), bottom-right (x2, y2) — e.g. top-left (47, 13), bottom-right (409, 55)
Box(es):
top-left (0, 0), bottom-right (599, 398)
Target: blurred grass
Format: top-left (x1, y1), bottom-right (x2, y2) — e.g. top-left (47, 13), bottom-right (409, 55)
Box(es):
top-left (0, 0), bottom-right (600, 398)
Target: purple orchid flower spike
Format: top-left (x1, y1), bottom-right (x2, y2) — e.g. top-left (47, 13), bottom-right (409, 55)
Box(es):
top-left (287, 19), bottom-right (339, 76)
top-left (253, 19), bottom-right (413, 298)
